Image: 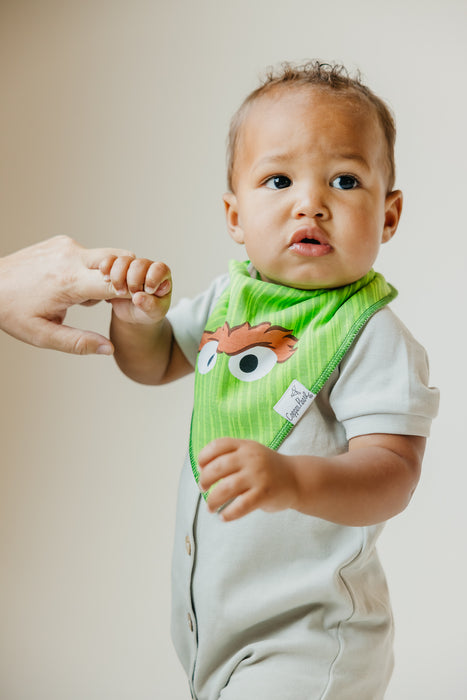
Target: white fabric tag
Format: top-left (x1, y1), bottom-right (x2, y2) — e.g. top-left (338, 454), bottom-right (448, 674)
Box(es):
top-left (273, 380), bottom-right (316, 425)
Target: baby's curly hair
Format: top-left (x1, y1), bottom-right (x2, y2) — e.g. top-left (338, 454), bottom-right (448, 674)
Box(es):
top-left (226, 60), bottom-right (397, 192)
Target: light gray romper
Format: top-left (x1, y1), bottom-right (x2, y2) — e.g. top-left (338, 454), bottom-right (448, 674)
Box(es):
top-left (167, 271), bottom-right (439, 700)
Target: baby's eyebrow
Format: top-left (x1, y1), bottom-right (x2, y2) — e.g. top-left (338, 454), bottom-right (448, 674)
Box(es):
top-left (253, 152), bottom-right (296, 169)
top-left (334, 152), bottom-right (370, 169)
top-left (253, 151), bottom-right (371, 172)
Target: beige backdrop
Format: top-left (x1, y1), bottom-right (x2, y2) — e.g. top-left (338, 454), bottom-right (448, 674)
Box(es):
top-left (0, 1), bottom-right (464, 698)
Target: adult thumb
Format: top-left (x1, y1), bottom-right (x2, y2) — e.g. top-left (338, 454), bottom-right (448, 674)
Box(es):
top-left (37, 320), bottom-right (114, 355)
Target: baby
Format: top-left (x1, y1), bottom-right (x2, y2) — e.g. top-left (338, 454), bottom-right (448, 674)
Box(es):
top-left (100, 62), bottom-right (439, 699)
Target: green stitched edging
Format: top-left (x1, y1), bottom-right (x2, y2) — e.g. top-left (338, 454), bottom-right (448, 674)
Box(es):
top-left (189, 412), bottom-right (199, 485)
top-left (267, 287), bottom-right (397, 451)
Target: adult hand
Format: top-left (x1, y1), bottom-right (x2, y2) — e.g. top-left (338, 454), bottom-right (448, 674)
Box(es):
top-left (0, 235), bottom-right (135, 355)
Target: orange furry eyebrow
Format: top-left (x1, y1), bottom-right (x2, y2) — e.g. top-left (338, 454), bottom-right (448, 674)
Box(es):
top-left (199, 322), bottom-right (298, 362)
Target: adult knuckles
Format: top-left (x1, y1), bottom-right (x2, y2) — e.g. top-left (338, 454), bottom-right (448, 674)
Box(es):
top-left (50, 234), bottom-right (77, 248)
top-left (71, 333), bottom-right (94, 355)
top-left (51, 235), bottom-right (80, 259)
top-left (30, 323), bottom-right (76, 353)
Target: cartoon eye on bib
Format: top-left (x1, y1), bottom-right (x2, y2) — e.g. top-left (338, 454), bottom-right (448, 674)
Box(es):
top-left (228, 346), bottom-right (278, 382)
top-left (197, 340), bottom-right (219, 374)
top-left (197, 321), bottom-right (298, 382)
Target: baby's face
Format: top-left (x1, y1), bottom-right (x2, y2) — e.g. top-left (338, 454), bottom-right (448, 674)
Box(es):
top-left (224, 86), bottom-right (402, 289)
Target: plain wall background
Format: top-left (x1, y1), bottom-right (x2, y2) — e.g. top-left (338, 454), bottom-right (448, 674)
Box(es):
top-left (0, 0), bottom-right (464, 697)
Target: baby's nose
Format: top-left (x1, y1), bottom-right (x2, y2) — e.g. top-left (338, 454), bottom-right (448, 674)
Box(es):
top-left (292, 186), bottom-right (329, 219)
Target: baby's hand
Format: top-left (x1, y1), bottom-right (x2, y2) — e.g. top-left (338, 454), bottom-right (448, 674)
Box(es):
top-left (198, 438), bottom-right (298, 521)
top-left (99, 255), bottom-right (172, 325)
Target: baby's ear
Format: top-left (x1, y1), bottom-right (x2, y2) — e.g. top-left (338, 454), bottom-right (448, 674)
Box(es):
top-left (382, 190), bottom-right (403, 243)
top-left (223, 193), bottom-right (244, 245)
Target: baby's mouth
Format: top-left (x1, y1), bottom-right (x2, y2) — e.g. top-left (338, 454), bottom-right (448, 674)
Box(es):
top-left (289, 227), bottom-right (332, 257)
top-left (302, 237), bottom-right (322, 245)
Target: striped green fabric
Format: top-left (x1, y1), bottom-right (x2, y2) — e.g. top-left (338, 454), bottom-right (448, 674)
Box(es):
top-left (190, 260), bottom-right (397, 496)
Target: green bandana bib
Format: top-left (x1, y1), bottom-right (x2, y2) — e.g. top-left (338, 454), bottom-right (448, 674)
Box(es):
top-left (190, 260), bottom-right (397, 496)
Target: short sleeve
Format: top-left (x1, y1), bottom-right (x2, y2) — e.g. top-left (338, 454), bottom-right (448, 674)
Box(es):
top-left (167, 272), bottom-right (230, 367)
top-left (330, 307), bottom-right (440, 439)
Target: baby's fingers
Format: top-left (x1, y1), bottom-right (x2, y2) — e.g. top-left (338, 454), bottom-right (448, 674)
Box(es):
top-left (142, 261), bottom-right (172, 296)
top-left (131, 290), bottom-right (171, 323)
top-left (198, 438), bottom-right (241, 468)
top-left (125, 258), bottom-right (156, 294)
top-left (99, 255), bottom-right (123, 280)
top-left (217, 492), bottom-right (257, 522)
top-left (100, 255), bottom-right (134, 295)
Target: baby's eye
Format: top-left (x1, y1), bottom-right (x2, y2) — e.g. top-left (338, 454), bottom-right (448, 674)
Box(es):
top-left (264, 175), bottom-right (292, 190)
top-left (331, 174), bottom-right (359, 190)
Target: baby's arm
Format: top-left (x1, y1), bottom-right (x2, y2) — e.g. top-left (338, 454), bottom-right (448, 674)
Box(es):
top-left (198, 433), bottom-right (425, 526)
top-left (100, 255), bottom-right (192, 384)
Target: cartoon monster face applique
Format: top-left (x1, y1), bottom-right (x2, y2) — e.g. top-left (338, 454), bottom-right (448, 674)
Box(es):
top-left (198, 321), bottom-right (298, 383)
top-left (189, 259), bottom-right (397, 494)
